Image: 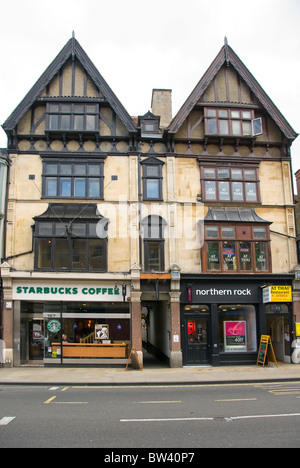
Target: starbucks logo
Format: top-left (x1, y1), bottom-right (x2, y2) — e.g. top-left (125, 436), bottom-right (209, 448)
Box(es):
top-left (47, 320), bottom-right (61, 333)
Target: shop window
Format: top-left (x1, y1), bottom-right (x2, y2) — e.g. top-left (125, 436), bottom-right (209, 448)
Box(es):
top-left (219, 304), bottom-right (257, 353)
top-left (20, 302), bottom-right (131, 363)
top-left (142, 215), bottom-right (166, 271)
top-left (200, 165), bottom-right (260, 203)
top-left (42, 160), bottom-right (104, 199)
top-left (34, 204), bottom-right (107, 272)
top-left (203, 223), bottom-right (271, 273)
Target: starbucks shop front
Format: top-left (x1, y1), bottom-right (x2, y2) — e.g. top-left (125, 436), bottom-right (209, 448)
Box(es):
top-left (13, 280), bottom-right (131, 366)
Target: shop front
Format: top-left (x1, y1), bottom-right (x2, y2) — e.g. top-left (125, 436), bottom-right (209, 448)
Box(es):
top-left (13, 280), bottom-right (131, 366)
top-left (181, 275), bottom-right (294, 366)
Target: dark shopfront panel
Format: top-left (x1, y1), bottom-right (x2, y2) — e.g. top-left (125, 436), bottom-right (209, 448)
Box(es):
top-left (181, 277), bottom-right (294, 366)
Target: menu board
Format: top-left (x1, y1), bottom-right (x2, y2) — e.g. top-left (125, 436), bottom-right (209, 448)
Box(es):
top-left (256, 335), bottom-right (277, 367)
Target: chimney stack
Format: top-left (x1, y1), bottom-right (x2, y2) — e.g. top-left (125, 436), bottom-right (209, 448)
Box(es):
top-left (151, 89), bottom-right (172, 128)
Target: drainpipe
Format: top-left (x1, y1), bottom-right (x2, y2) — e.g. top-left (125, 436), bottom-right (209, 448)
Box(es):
top-left (0, 151), bottom-right (10, 342)
top-left (1, 152), bottom-right (11, 263)
top-left (3, 225), bottom-right (34, 261)
top-left (137, 150), bottom-right (142, 268)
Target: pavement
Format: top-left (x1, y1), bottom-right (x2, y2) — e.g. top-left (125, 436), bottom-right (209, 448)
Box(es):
top-left (1, 354), bottom-right (300, 386)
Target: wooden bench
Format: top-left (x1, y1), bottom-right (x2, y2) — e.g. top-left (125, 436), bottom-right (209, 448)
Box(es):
top-left (52, 343), bottom-right (126, 358)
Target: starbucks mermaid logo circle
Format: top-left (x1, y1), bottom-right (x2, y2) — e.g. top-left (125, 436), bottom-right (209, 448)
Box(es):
top-left (47, 320), bottom-right (61, 333)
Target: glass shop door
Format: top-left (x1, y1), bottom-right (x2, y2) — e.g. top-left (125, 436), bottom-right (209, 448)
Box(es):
top-left (29, 319), bottom-right (44, 361)
top-left (44, 315), bottom-right (62, 363)
top-left (184, 316), bottom-right (210, 365)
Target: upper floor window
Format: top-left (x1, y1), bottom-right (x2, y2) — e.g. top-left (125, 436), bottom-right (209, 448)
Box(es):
top-left (42, 159), bottom-right (104, 199)
top-left (139, 111), bottom-right (160, 137)
top-left (47, 102), bottom-right (99, 132)
top-left (141, 157), bottom-right (164, 201)
top-left (200, 165), bottom-right (260, 203)
top-left (203, 223), bottom-right (270, 273)
top-left (204, 108), bottom-right (257, 137)
top-left (142, 215), bottom-right (166, 271)
top-left (34, 203), bottom-right (107, 272)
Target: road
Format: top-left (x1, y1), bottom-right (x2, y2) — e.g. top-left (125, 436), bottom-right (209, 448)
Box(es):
top-left (0, 381), bottom-right (300, 450)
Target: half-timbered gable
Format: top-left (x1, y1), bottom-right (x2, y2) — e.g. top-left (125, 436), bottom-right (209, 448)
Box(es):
top-left (3, 35), bottom-right (137, 154)
top-left (168, 40), bottom-right (297, 158)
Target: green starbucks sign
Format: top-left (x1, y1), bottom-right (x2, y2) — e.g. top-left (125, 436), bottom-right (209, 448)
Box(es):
top-left (47, 320), bottom-right (61, 333)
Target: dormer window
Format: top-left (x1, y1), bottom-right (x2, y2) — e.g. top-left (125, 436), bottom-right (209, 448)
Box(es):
top-left (140, 111), bottom-right (160, 137)
top-left (204, 108), bottom-right (262, 137)
top-left (46, 102), bottom-right (99, 132)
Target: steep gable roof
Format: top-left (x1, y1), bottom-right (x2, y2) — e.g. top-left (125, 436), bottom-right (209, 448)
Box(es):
top-left (2, 36), bottom-right (137, 134)
top-left (168, 42), bottom-right (298, 140)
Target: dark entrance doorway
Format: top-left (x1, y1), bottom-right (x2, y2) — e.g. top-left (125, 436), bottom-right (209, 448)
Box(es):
top-left (141, 301), bottom-right (169, 367)
top-left (182, 305), bottom-right (211, 365)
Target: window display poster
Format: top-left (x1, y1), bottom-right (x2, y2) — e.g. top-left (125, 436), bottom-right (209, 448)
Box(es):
top-left (95, 324), bottom-right (109, 341)
top-left (224, 321), bottom-right (247, 352)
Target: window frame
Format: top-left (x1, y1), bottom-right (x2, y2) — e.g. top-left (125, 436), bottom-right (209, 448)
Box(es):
top-left (46, 102), bottom-right (99, 133)
top-left (42, 159), bottom-right (104, 200)
top-left (200, 165), bottom-right (260, 203)
top-left (204, 107), bottom-right (255, 137)
top-left (141, 158), bottom-right (164, 201)
top-left (203, 223), bottom-right (271, 273)
top-left (142, 216), bottom-right (166, 272)
top-left (34, 219), bottom-right (107, 272)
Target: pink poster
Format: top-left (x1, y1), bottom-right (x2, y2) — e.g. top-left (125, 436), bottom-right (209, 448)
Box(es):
top-left (224, 321), bottom-right (246, 351)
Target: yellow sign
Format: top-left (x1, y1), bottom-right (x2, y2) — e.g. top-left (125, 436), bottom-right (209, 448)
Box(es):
top-left (296, 323), bottom-right (300, 337)
top-left (257, 335), bottom-right (278, 367)
top-left (263, 285), bottom-right (292, 303)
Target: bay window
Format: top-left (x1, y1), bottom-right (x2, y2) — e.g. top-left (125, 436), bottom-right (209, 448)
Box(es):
top-left (34, 204), bottom-right (107, 272)
top-left (203, 223), bottom-right (270, 273)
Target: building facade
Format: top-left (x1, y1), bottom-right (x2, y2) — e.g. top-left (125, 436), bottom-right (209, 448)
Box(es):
top-left (1, 36), bottom-right (298, 368)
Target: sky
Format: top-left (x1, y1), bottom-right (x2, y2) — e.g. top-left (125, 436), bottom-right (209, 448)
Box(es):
top-left (0, 0), bottom-right (300, 187)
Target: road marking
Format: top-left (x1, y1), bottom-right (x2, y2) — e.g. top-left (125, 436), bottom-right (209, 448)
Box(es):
top-left (255, 383), bottom-right (300, 396)
top-left (72, 381), bottom-right (300, 390)
top-left (230, 413), bottom-right (300, 420)
top-left (120, 412), bottom-right (300, 423)
top-left (49, 387), bottom-right (59, 391)
top-left (44, 396), bottom-right (56, 404)
top-left (71, 383), bottom-right (255, 389)
top-left (121, 417), bottom-right (214, 422)
top-left (0, 417), bottom-right (15, 426)
top-left (134, 401), bottom-right (182, 404)
top-left (61, 387), bottom-right (69, 392)
top-left (50, 402), bottom-right (88, 404)
top-left (44, 395), bottom-right (87, 404)
top-left (215, 398), bottom-right (257, 402)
